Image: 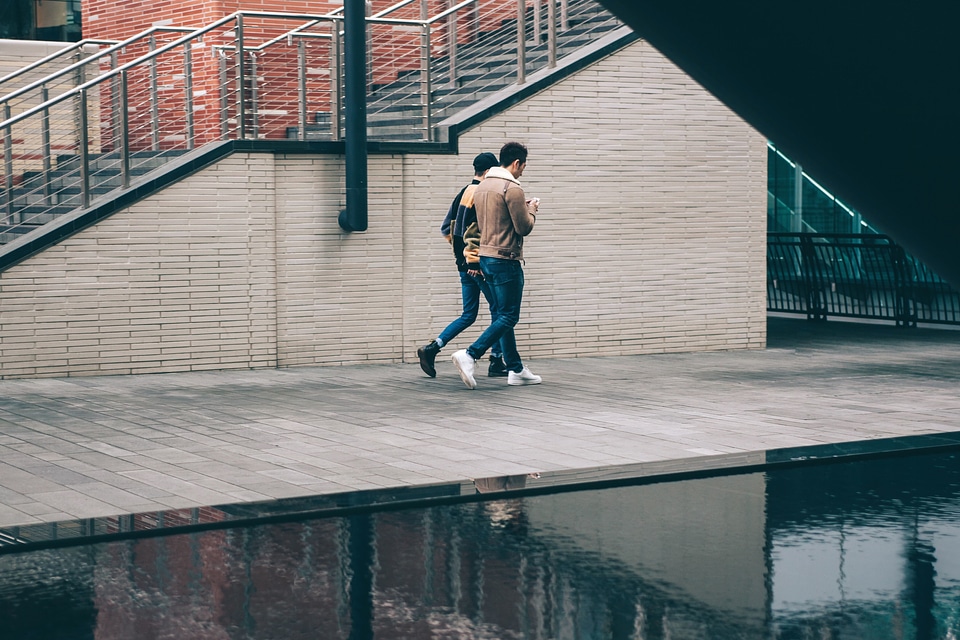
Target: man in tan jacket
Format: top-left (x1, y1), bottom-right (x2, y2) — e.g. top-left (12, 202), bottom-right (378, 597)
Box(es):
top-left (451, 141), bottom-right (542, 389)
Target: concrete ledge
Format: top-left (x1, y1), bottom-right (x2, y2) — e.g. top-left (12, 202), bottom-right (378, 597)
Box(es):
top-left (2, 430), bottom-right (959, 554)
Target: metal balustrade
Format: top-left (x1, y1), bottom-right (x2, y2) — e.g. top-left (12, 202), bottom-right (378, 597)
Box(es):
top-left (0, 39), bottom-right (119, 97)
top-left (767, 233), bottom-right (960, 326)
top-left (0, 27), bottom-right (196, 117)
top-left (0, 12), bottom-right (345, 244)
top-left (0, 0), bottom-right (624, 247)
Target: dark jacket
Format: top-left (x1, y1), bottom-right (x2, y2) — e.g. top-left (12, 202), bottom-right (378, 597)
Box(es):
top-left (440, 178), bottom-right (481, 272)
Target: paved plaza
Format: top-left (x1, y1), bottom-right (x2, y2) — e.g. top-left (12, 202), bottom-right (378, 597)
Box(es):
top-left (0, 316), bottom-right (958, 530)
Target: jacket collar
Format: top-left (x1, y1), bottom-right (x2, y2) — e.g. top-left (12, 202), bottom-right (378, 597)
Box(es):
top-left (485, 166), bottom-right (520, 185)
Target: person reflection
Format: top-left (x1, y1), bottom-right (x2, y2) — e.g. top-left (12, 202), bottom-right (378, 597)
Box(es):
top-left (472, 473), bottom-right (540, 529)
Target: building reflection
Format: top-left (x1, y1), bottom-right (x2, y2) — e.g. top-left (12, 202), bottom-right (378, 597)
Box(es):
top-left (2, 452), bottom-right (960, 638)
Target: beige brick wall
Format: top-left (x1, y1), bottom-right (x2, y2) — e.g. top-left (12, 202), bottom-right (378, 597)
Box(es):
top-left (406, 39), bottom-right (767, 360)
top-left (0, 38), bottom-right (767, 379)
top-left (0, 154), bottom-right (278, 377)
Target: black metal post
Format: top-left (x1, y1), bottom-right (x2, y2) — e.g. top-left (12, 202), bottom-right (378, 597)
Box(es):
top-left (339, 0), bottom-right (368, 232)
top-left (347, 514), bottom-right (375, 639)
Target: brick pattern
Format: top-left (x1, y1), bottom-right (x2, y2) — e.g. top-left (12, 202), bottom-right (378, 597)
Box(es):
top-left (406, 40), bottom-right (768, 360)
top-left (0, 155), bottom-right (278, 377)
top-left (0, 39), bottom-right (766, 378)
top-left (78, 0), bottom-right (531, 144)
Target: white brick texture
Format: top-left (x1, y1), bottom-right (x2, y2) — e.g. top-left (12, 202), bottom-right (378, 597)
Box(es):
top-left (0, 39), bottom-right (767, 378)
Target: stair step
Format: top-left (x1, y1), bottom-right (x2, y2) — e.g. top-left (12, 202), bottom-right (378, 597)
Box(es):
top-left (0, 222), bottom-right (44, 243)
top-left (9, 207), bottom-right (73, 224)
top-left (55, 150), bottom-right (188, 173)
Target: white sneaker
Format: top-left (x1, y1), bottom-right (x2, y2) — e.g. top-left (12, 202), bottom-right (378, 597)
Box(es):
top-left (508, 366), bottom-right (542, 386)
top-left (451, 349), bottom-right (477, 389)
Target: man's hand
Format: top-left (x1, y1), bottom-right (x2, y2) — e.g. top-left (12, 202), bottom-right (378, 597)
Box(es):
top-left (467, 268), bottom-right (484, 280)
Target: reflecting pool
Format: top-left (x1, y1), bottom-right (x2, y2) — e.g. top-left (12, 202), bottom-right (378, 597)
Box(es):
top-left (3, 450), bottom-right (960, 639)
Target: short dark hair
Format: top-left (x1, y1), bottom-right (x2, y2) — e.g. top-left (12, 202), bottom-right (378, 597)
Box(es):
top-left (499, 141), bottom-right (528, 168)
top-left (472, 152), bottom-right (499, 175)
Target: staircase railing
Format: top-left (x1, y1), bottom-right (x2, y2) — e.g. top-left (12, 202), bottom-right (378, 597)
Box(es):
top-left (0, 11), bottom-right (343, 237)
top-left (768, 233), bottom-right (960, 326)
top-left (0, 39), bottom-right (119, 95)
top-left (0, 27), bottom-right (196, 116)
top-left (0, 0), bottom-right (624, 245)
top-left (360, 0), bottom-right (622, 141)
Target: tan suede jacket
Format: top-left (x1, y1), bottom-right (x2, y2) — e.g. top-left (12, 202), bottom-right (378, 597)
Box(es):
top-left (471, 166), bottom-right (537, 262)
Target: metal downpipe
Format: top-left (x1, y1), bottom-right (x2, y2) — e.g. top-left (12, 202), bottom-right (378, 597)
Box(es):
top-left (339, 0), bottom-right (368, 232)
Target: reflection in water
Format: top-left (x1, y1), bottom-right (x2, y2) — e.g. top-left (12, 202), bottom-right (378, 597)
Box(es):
top-left (3, 451), bottom-right (960, 638)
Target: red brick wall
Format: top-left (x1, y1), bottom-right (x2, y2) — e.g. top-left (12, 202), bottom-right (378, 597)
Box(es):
top-left (80, 0), bottom-right (524, 145)
top-left (81, 0), bottom-right (344, 41)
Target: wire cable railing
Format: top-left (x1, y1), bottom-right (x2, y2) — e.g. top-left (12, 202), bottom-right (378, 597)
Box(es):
top-left (1, 0), bottom-right (625, 246)
top-left (0, 12), bottom-right (341, 243)
top-left (0, 38), bottom-right (119, 96)
top-left (0, 27), bottom-right (196, 118)
top-left (360, 0), bottom-right (623, 140)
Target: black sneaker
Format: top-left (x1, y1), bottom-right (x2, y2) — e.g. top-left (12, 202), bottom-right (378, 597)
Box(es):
top-left (487, 355), bottom-right (509, 377)
top-left (417, 340), bottom-right (441, 378)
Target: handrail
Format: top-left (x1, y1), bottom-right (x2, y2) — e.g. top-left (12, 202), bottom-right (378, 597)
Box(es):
top-left (0, 39), bottom-right (118, 89)
top-left (0, 10), bottom-right (353, 132)
top-left (428, 0), bottom-right (480, 25)
top-left (1, 0), bottom-right (624, 242)
top-left (0, 15), bottom-right (240, 131)
top-left (767, 142), bottom-right (875, 233)
top-left (767, 232), bottom-right (960, 326)
top-left (0, 26), bottom-right (196, 110)
top-left (211, 26), bottom-right (336, 56)
top-left (372, 0), bottom-right (419, 19)
top-left (365, 16), bottom-right (430, 26)
top-left (1, 0), bottom-right (610, 132)
top-left (232, 9), bottom-right (345, 52)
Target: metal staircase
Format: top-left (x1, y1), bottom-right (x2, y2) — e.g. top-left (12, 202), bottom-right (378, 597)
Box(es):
top-left (0, 0), bottom-right (627, 248)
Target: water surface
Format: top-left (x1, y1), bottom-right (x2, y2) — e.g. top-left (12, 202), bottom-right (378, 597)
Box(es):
top-left (3, 450), bottom-right (960, 639)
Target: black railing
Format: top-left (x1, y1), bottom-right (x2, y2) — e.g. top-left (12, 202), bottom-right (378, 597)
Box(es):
top-left (767, 233), bottom-right (960, 326)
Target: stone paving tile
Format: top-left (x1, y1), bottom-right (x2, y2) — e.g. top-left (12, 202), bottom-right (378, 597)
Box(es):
top-left (0, 318), bottom-right (958, 529)
top-left (14, 501), bottom-right (71, 517)
top-left (26, 490), bottom-right (123, 519)
top-left (0, 506), bottom-right (40, 524)
top-left (77, 470), bottom-right (176, 500)
top-left (138, 448), bottom-right (212, 465)
top-left (222, 488), bottom-right (275, 502)
top-left (13, 463), bottom-right (94, 486)
top-left (0, 488), bottom-right (31, 506)
top-left (69, 482), bottom-right (158, 508)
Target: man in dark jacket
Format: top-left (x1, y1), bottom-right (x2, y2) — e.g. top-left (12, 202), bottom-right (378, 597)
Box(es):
top-left (417, 152), bottom-right (508, 378)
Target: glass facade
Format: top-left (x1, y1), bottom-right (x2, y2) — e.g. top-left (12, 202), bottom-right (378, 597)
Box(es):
top-left (767, 142), bottom-right (877, 234)
top-left (0, 0), bottom-right (82, 42)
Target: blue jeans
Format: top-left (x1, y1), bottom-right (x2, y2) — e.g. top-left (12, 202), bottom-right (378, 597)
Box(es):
top-left (437, 270), bottom-right (503, 358)
top-left (467, 256), bottom-right (524, 373)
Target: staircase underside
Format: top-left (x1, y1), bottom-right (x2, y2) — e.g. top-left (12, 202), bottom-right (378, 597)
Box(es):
top-left (597, 0), bottom-right (960, 288)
